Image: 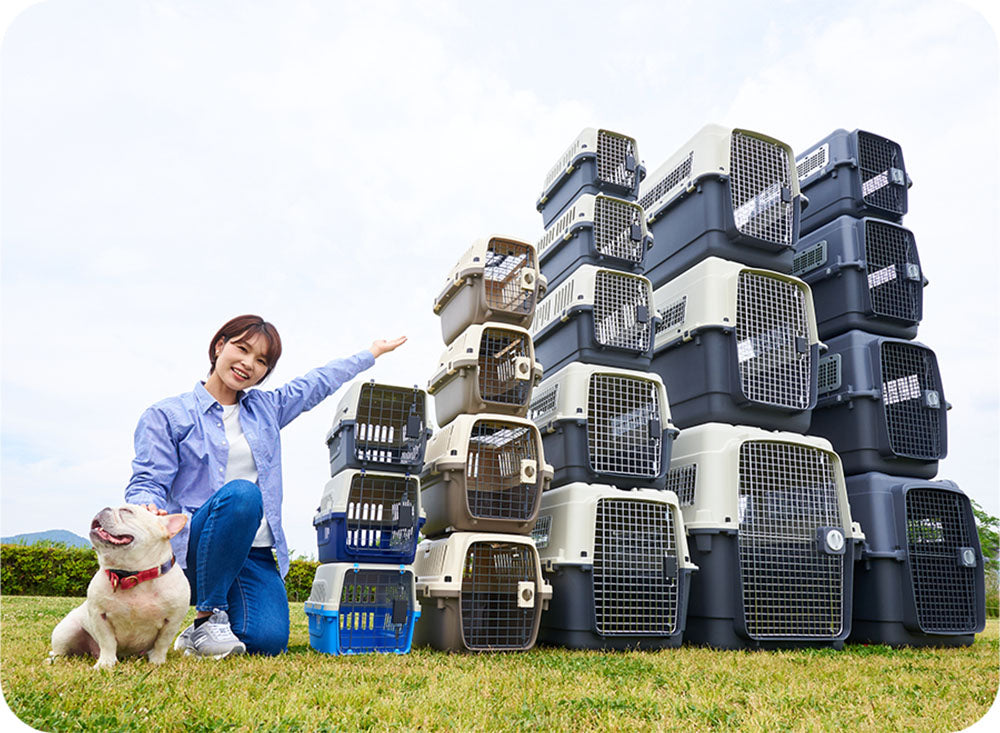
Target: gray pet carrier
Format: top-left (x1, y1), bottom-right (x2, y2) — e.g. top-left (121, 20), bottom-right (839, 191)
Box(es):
top-left (420, 414), bottom-right (552, 537)
top-left (793, 215), bottom-right (925, 339)
top-left (536, 128), bottom-right (645, 228)
top-left (650, 257), bottom-right (820, 432)
top-left (845, 472), bottom-right (985, 647)
top-left (672, 423), bottom-right (865, 650)
top-left (638, 124), bottom-right (803, 288)
top-left (533, 483), bottom-right (696, 649)
top-left (326, 381), bottom-right (430, 475)
top-left (811, 331), bottom-right (948, 479)
top-left (413, 532), bottom-right (552, 652)
top-left (433, 236), bottom-right (548, 344)
top-left (529, 362), bottom-right (676, 490)
top-left (531, 264), bottom-right (657, 375)
top-left (536, 193), bottom-right (653, 290)
top-left (796, 128), bottom-right (910, 235)
top-left (427, 322), bottom-right (543, 428)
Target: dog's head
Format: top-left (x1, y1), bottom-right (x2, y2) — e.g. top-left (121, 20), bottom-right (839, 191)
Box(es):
top-left (90, 505), bottom-right (187, 571)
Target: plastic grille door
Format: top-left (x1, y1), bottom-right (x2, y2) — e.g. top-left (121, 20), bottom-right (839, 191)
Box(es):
top-left (594, 196), bottom-right (645, 264)
top-left (345, 474), bottom-right (419, 557)
top-left (858, 132), bottom-right (905, 215)
top-left (597, 130), bottom-right (638, 192)
top-left (736, 272), bottom-right (812, 409)
top-left (905, 488), bottom-right (979, 632)
top-left (461, 542), bottom-right (537, 649)
top-left (593, 271), bottom-right (651, 352)
top-left (483, 239), bottom-right (538, 318)
top-left (338, 569), bottom-right (414, 653)
top-left (354, 385), bottom-right (425, 467)
top-left (866, 222), bottom-right (922, 323)
top-left (730, 132), bottom-right (795, 245)
top-left (593, 499), bottom-right (678, 636)
top-left (478, 328), bottom-right (532, 408)
top-left (738, 442), bottom-right (844, 638)
top-left (587, 374), bottom-right (663, 478)
top-left (880, 343), bottom-right (943, 459)
top-left (466, 421), bottom-right (538, 521)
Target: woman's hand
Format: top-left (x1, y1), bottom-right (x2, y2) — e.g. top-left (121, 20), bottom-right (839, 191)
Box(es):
top-left (143, 504), bottom-right (167, 516)
top-left (370, 336), bottom-right (407, 358)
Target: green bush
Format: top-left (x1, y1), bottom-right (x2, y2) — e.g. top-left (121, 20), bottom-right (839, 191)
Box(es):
top-left (0, 544), bottom-right (320, 602)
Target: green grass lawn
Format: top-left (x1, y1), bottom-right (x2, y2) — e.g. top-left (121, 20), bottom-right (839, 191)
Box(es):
top-left (1, 595), bottom-right (997, 731)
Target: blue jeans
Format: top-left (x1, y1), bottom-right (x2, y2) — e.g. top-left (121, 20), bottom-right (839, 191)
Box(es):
top-left (184, 480), bottom-right (289, 655)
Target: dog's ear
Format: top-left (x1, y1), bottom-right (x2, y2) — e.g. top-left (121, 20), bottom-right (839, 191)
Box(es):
top-left (161, 514), bottom-right (188, 539)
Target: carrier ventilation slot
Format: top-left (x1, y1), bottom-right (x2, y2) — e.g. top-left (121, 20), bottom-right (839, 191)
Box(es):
top-left (817, 354), bottom-right (841, 396)
top-left (537, 205), bottom-right (578, 256)
top-left (656, 296), bottom-right (687, 335)
top-left (738, 441), bottom-right (844, 638)
top-left (665, 464), bottom-right (697, 507)
top-left (796, 143), bottom-right (829, 183)
top-left (531, 514), bottom-right (552, 550)
top-left (792, 240), bottom-right (827, 277)
top-left (528, 384), bottom-right (559, 423)
top-left (639, 151), bottom-right (693, 212)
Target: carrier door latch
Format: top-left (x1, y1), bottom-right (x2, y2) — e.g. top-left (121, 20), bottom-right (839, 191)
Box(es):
top-left (516, 581), bottom-right (536, 608)
top-left (514, 356), bottom-right (532, 381)
top-left (648, 417), bottom-right (662, 437)
top-left (630, 223), bottom-right (643, 241)
top-left (520, 269), bottom-right (537, 291)
top-left (662, 555), bottom-right (678, 579)
top-left (406, 412), bottom-right (422, 437)
top-left (635, 305), bottom-right (649, 324)
top-left (520, 459), bottom-right (537, 484)
top-left (888, 167), bottom-right (906, 186)
top-left (397, 504), bottom-right (414, 529)
top-left (391, 598), bottom-right (409, 625)
top-left (957, 547), bottom-right (978, 568)
top-left (780, 186), bottom-right (792, 204)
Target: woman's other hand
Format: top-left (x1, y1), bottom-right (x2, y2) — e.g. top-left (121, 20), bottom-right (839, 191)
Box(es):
top-left (370, 336), bottom-right (407, 358)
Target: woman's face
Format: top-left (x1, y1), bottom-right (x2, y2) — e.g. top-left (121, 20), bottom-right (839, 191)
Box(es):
top-left (212, 331), bottom-right (271, 392)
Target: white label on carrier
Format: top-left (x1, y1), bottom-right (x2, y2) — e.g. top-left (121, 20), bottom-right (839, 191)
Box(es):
top-left (737, 339), bottom-right (756, 363)
top-left (733, 182), bottom-right (782, 229)
top-left (883, 374), bottom-right (921, 405)
top-left (868, 264), bottom-right (897, 289)
top-left (862, 171), bottom-right (890, 196)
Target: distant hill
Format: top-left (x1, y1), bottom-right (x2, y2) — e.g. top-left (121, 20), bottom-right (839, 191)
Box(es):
top-left (1, 529), bottom-right (91, 548)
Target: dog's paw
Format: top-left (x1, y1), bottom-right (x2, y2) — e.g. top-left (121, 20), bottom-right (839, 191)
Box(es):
top-left (147, 650), bottom-right (167, 665)
top-left (93, 656), bottom-right (117, 671)
top-left (45, 651), bottom-right (57, 665)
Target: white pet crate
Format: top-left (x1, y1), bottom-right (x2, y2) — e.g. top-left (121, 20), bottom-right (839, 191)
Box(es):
top-left (671, 423), bottom-right (865, 650)
top-left (638, 124), bottom-right (803, 287)
top-left (533, 483), bottom-right (696, 649)
top-left (427, 322), bottom-right (543, 427)
top-left (536, 128), bottom-right (645, 228)
top-left (413, 532), bottom-right (552, 652)
top-left (650, 257), bottom-right (820, 432)
top-left (531, 264), bottom-right (657, 375)
top-left (536, 193), bottom-right (652, 290)
top-left (304, 563), bottom-right (420, 655)
top-left (529, 362), bottom-right (676, 490)
top-left (433, 236), bottom-right (547, 345)
top-left (420, 414), bottom-right (552, 537)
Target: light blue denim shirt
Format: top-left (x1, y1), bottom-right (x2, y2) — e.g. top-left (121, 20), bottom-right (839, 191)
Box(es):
top-left (124, 350), bottom-right (375, 577)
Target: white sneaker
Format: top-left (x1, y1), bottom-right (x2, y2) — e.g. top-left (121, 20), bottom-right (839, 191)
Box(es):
top-left (184, 609), bottom-right (246, 659)
top-left (173, 622), bottom-right (195, 652)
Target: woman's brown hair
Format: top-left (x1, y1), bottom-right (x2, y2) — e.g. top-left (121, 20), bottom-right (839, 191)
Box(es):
top-left (208, 315), bottom-right (282, 381)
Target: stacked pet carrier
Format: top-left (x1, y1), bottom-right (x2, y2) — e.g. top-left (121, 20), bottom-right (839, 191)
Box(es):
top-left (415, 236), bottom-right (554, 652)
top-left (530, 128), bottom-right (696, 650)
top-left (304, 381), bottom-right (431, 655)
top-left (794, 129), bottom-right (985, 645)
top-left (640, 124), bottom-right (866, 650)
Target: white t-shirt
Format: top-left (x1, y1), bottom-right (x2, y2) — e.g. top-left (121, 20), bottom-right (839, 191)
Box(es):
top-left (221, 403), bottom-right (274, 547)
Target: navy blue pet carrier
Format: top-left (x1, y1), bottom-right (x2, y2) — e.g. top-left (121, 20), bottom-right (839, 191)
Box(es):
top-left (793, 215), bottom-right (925, 340)
top-left (845, 473), bottom-right (985, 647)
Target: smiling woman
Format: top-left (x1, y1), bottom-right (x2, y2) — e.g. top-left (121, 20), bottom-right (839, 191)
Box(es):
top-left (123, 314), bottom-right (406, 659)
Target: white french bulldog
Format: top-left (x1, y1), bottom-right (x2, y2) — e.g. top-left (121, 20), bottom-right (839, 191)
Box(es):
top-left (49, 504), bottom-right (190, 670)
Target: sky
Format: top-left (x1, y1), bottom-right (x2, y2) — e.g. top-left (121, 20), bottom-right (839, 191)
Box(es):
top-left (2, 0), bottom-right (999, 564)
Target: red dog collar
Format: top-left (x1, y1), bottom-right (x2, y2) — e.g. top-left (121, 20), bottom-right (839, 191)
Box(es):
top-left (105, 556), bottom-right (176, 591)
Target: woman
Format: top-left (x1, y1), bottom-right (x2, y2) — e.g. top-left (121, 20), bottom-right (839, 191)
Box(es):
top-left (125, 314), bottom-right (405, 658)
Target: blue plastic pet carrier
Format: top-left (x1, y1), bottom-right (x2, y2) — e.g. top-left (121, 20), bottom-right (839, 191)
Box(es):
top-left (305, 563), bottom-right (419, 655)
top-left (533, 483), bottom-right (696, 650)
top-left (313, 470), bottom-right (425, 564)
top-left (536, 128), bottom-right (645, 228)
top-left (326, 381), bottom-right (430, 476)
top-left (672, 423), bottom-right (865, 650)
top-left (796, 129), bottom-right (910, 235)
top-left (637, 124), bottom-right (803, 288)
top-left (845, 473), bottom-right (985, 647)
top-left (529, 362), bottom-right (676, 491)
top-left (650, 257), bottom-right (820, 432)
top-left (536, 193), bottom-right (652, 291)
top-left (810, 331), bottom-right (948, 479)
top-left (531, 265), bottom-right (657, 375)
top-left (793, 215), bottom-right (925, 340)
